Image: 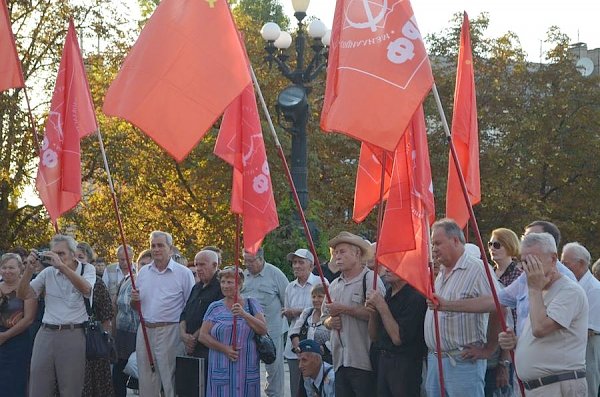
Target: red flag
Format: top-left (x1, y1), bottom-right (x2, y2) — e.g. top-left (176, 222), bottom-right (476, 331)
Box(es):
top-left (377, 106), bottom-right (434, 299)
top-left (0, 0), bottom-right (24, 91)
top-left (103, 0), bottom-right (250, 162)
top-left (36, 20), bottom-right (97, 222)
top-left (321, 0), bottom-right (433, 151)
top-left (352, 143), bottom-right (393, 223)
top-left (214, 83), bottom-right (279, 254)
top-left (445, 12), bottom-right (480, 228)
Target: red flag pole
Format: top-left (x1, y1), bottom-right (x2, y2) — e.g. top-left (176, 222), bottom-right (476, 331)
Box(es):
top-left (372, 154), bottom-right (387, 290)
top-left (96, 128), bottom-right (156, 372)
top-left (432, 84), bottom-right (525, 396)
top-left (232, 213), bottom-right (241, 349)
top-left (249, 66), bottom-right (333, 305)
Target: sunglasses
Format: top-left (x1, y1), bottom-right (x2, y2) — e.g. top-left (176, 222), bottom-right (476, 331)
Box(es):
top-left (487, 241), bottom-right (502, 249)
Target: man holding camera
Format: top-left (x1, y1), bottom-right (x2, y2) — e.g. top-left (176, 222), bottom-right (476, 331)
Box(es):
top-left (17, 234), bottom-right (96, 397)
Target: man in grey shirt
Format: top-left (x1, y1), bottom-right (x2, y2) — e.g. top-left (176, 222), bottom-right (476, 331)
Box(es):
top-left (241, 247), bottom-right (289, 397)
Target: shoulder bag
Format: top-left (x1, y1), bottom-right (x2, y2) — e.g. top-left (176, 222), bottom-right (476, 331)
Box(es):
top-left (246, 298), bottom-right (276, 364)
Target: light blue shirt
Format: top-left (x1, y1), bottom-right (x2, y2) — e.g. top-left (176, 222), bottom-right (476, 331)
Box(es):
top-left (498, 260), bottom-right (575, 335)
top-left (303, 362), bottom-right (335, 397)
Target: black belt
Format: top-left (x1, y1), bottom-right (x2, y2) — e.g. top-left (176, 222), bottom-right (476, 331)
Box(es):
top-left (523, 370), bottom-right (586, 390)
top-left (42, 323), bottom-right (85, 330)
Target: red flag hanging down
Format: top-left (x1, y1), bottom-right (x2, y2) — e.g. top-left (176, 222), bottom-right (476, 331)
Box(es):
top-left (0, 0), bottom-right (24, 92)
top-left (353, 143), bottom-right (393, 223)
top-left (321, 0), bottom-right (433, 151)
top-left (445, 12), bottom-right (480, 229)
top-left (377, 106), bottom-right (435, 299)
top-left (36, 20), bottom-right (98, 222)
top-left (214, 83), bottom-right (279, 255)
top-left (103, 0), bottom-right (250, 162)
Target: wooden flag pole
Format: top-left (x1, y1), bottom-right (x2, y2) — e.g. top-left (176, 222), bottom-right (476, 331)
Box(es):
top-left (432, 83), bottom-right (525, 397)
top-left (96, 128), bottom-right (156, 373)
top-left (372, 154), bottom-right (388, 290)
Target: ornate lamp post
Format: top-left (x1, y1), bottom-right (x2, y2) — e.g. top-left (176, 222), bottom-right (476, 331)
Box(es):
top-left (260, 0), bottom-right (330, 210)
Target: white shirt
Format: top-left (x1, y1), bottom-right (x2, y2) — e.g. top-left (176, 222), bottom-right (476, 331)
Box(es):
top-left (578, 270), bottom-right (600, 332)
top-left (136, 258), bottom-right (195, 323)
top-left (30, 261), bottom-right (96, 325)
top-left (102, 264), bottom-right (128, 301)
top-left (284, 273), bottom-right (323, 359)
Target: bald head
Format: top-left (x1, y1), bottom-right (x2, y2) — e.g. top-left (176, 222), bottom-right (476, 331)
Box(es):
top-left (194, 250), bottom-right (219, 284)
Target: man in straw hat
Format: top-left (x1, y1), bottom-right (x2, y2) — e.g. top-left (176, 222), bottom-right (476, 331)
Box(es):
top-left (322, 231), bottom-right (385, 396)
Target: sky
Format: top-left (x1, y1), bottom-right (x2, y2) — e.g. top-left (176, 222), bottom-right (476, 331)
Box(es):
top-left (280, 0), bottom-right (600, 62)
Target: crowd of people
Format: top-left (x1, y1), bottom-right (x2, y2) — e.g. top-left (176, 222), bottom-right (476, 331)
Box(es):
top-left (0, 219), bottom-right (599, 397)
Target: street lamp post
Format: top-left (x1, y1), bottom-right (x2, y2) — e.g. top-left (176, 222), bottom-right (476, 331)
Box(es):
top-left (260, 0), bottom-right (330, 211)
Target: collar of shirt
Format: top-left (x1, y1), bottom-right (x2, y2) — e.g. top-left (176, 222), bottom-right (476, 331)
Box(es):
top-left (312, 363), bottom-right (325, 390)
top-left (54, 259), bottom-right (83, 275)
top-left (148, 258), bottom-right (177, 274)
top-left (246, 262), bottom-right (269, 278)
top-left (337, 265), bottom-right (369, 285)
top-left (203, 272), bottom-right (220, 289)
top-left (440, 251), bottom-right (470, 278)
top-left (291, 273), bottom-right (320, 288)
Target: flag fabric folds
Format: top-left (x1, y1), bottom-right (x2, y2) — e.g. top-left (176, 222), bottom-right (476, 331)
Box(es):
top-left (377, 106), bottom-right (435, 299)
top-left (36, 20), bottom-right (97, 222)
top-left (445, 12), bottom-right (480, 228)
top-left (0, 0), bottom-right (24, 92)
top-left (214, 83), bottom-right (279, 255)
top-left (352, 143), bottom-right (393, 223)
top-left (103, 0), bottom-right (250, 162)
top-left (321, 0), bottom-right (433, 152)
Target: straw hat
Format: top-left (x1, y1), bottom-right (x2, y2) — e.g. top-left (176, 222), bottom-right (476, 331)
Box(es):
top-left (328, 231), bottom-right (374, 261)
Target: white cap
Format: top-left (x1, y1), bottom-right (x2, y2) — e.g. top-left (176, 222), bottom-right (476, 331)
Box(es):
top-left (286, 249), bottom-right (314, 264)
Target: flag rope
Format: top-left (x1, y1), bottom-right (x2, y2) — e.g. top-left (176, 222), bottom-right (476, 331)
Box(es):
top-left (432, 83), bottom-right (525, 397)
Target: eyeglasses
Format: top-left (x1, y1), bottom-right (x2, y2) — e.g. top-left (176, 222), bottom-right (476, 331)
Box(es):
top-left (487, 241), bottom-right (502, 249)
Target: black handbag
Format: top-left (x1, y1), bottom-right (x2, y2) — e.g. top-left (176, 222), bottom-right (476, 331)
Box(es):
top-left (246, 299), bottom-right (277, 364)
top-left (81, 263), bottom-right (114, 361)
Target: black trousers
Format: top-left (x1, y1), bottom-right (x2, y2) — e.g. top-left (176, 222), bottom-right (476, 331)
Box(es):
top-left (112, 358), bottom-right (129, 397)
top-left (335, 366), bottom-right (375, 397)
top-left (376, 352), bottom-right (422, 397)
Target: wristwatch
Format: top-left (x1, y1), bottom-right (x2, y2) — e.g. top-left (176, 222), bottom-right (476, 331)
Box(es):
top-left (498, 360), bottom-right (511, 368)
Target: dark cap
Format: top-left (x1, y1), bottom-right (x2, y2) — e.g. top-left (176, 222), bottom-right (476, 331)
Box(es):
top-left (298, 339), bottom-right (321, 354)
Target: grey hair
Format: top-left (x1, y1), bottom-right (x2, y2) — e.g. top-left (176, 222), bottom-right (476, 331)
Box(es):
top-left (196, 250), bottom-right (219, 265)
top-left (562, 242), bottom-right (591, 266)
top-left (521, 232), bottom-right (557, 254)
top-left (50, 234), bottom-right (78, 254)
top-left (244, 247), bottom-right (264, 260)
top-left (1, 253), bottom-right (23, 267)
top-left (116, 245), bottom-right (134, 257)
top-left (432, 219), bottom-right (466, 244)
top-left (149, 231), bottom-right (173, 247)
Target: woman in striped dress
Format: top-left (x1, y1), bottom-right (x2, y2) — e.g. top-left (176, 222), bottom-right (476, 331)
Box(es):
top-left (199, 266), bottom-right (268, 397)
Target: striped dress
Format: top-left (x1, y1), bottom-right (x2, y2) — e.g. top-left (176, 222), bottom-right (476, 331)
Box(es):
top-left (203, 298), bottom-right (262, 397)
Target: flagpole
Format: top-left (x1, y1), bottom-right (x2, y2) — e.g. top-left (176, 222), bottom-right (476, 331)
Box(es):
top-left (426, 218), bottom-right (446, 397)
top-left (232, 213), bottom-right (241, 350)
top-left (432, 83), bottom-right (525, 396)
top-left (250, 66), bottom-right (333, 304)
top-left (372, 154), bottom-right (387, 290)
top-left (96, 128), bottom-right (156, 373)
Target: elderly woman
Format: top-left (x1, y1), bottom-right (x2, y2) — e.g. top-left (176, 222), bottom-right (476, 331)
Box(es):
top-left (76, 242), bottom-right (115, 397)
top-left (0, 253), bottom-right (37, 396)
top-left (199, 266), bottom-right (268, 396)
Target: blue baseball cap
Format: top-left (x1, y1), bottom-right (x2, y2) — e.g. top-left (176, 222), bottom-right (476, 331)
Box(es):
top-left (298, 339), bottom-right (321, 354)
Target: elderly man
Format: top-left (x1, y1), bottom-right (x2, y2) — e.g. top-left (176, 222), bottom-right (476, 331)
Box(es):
top-left (283, 248), bottom-right (323, 396)
top-left (103, 244), bottom-right (134, 302)
top-left (561, 242), bottom-right (600, 397)
top-left (17, 235), bottom-right (96, 397)
top-left (241, 247), bottom-right (289, 397)
top-left (178, 250), bottom-right (223, 389)
top-left (322, 231), bottom-right (385, 397)
top-left (297, 339), bottom-right (335, 397)
top-left (499, 233), bottom-right (588, 396)
top-left (424, 219), bottom-right (502, 397)
top-left (131, 231), bottom-right (195, 397)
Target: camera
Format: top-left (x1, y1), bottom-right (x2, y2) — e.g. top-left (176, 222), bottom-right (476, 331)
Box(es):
top-left (35, 250), bottom-right (53, 267)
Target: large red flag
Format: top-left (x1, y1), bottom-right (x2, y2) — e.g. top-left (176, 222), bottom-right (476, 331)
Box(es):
top-left (445, 12), bottom-right (480, 228)
top-left (321, 0), bottom-right (433, 151)
top-left (214, 83), bottom-right (279, 255)
top-left (0, 0), bottom-right (24, 92)
top-left (36, 20), bottom-right (97, 222)
top-left (377, 106), bottom-right (435, 299)
top-left (352, 143), bottom-right (393, 223)
top-left (103, 0), bottom-right (250, 162)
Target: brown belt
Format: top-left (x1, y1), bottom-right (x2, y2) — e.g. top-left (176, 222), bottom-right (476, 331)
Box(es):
top-left (144, 321), bottom-right (178, 328)
top-left (42, 323), bottom-right (85, 330)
